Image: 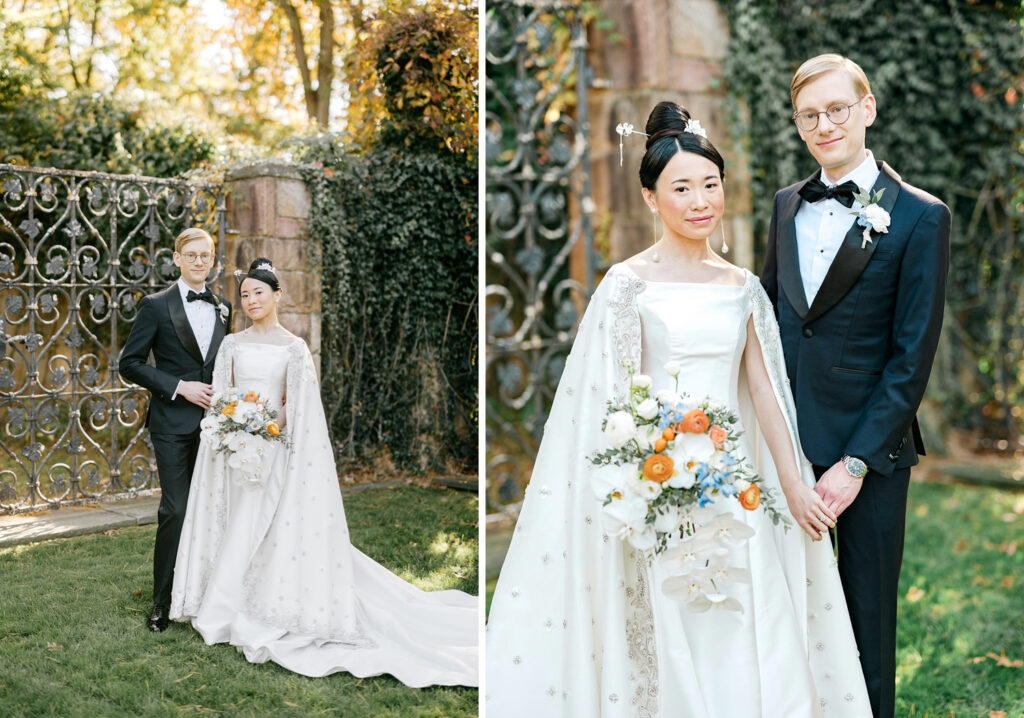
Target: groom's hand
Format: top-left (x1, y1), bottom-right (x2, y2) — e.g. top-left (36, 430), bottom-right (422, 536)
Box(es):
top-left (814, 461), bottom-right (864, 517)
top-left (178, 381), bottom-right (214, 410)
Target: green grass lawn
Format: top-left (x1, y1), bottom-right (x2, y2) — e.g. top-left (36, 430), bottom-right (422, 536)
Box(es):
top-left (0, 485), bottom-right (479, 718)
top-left (896, 480), bottom-right (1022, 718)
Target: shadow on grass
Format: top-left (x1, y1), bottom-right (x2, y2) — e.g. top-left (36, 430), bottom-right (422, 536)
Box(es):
top-left (0, 485), bottom-right (478, 718)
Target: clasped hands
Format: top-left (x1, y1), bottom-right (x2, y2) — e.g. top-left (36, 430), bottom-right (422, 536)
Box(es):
top-left (783, 460), bottom-right (863, 541)
top-left (178, 381), bottom-right (286, 411)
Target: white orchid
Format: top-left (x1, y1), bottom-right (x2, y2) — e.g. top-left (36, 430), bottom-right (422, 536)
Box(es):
top-left (601, 494), bottom-right (656, 551)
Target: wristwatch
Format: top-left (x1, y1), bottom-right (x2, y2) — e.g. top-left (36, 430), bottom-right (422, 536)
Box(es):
top-left (841, 454), bottom-right (868, 479)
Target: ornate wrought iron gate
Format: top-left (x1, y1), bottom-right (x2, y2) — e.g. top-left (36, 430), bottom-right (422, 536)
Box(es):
top-left (485, 0), bottom-right (596, 512)
top-left (0, 165), bottom-right (225, 512)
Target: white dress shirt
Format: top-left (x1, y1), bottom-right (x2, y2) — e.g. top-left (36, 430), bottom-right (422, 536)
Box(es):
top-left (172, 278), bottom-right (217, 400)
top-left (795, 150), bottom-right (880, 305)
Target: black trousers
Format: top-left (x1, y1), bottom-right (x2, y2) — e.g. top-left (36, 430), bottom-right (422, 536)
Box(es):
top-left (150, 430), bottom-right (201, 609)
top-left (814, 464), bottom-right (911, 718)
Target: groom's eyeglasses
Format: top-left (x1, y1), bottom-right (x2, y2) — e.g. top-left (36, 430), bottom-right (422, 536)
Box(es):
top-left (180, 252), bottom-right (214, 264)
top-left (792, 97), bottom-right (867, 131)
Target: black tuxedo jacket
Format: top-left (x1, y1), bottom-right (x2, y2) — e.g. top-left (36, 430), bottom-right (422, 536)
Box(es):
top-left (118, 283), bottom-right (232, 435)
top-left (761, 161), bottom-right (951, 477)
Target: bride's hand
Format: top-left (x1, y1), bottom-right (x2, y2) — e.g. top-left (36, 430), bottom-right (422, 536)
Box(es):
top-left (780, 479), bottom-right (837, 541)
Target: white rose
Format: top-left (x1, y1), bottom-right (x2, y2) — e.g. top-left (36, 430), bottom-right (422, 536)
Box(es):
top-left (663, 360), bottom-right (681, 377)
top-left (603, 411), bottom-right (636, 448)
top-left (636, 398), bottom-right (659, 420)
top-left (631, 374), bottom-right (652, 390)
top-left (733, 478), bottom-right (751, 492)
top-left (656, 389), bottom-right (681, 406)
top-left (862, 203), bottom-right (890, 233)
top-left (210, 391), bottom-right (222, 405)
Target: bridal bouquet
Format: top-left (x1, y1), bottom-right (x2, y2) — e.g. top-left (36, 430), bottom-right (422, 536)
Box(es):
top-left (589, 363), bottom-right (789, 612)
top-left (200, 388), bottom-right (289, 486)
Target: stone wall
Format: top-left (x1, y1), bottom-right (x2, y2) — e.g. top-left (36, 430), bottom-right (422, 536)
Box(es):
top-left (224, 162), bottom-right (321, 370)
top-left (587, 0), bottom-right (755, 271)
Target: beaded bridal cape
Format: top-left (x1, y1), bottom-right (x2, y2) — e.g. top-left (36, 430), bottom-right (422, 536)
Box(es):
top-left (170, 334), bottom-right (478, 687)
top-left (486, 264), bottom-right (869, 716)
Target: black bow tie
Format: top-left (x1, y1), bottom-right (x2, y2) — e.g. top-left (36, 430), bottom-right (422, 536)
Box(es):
top-left (186, 289), bottom-right (216, 305)
top-left (798, 178), bottom-right (859, 208)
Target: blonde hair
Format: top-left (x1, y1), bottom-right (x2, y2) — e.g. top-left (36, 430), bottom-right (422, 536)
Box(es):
top-left (790, 54), bottom-right (872, 108)
top-left (174, 227), bottom-right (216, 254)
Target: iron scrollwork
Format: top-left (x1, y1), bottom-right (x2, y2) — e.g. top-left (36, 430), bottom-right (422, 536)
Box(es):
top-left (485, 1), bottom-right (596, 512)
top-left (0, 164), bottom-right (225, 512)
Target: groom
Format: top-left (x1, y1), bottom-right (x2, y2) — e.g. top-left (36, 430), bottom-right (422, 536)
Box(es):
top-left (761, 54), bottom-right (950, 718)
top-left (119, 228), bottom-right (232, 632)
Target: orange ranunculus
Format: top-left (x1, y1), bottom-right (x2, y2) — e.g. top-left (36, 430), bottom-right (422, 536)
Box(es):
top-left (243, 392), bottom-right (259, 402)
top-left (266, 422), bottom-right (280, 437)
top-left (739, 484), bottom-right (761, 511)
top-left (709, 425), bottom-right (727, 448)
top-left (654, 438), bottom-right (668, 453)
top-left (642, 454), bottom-right (676, 483)
top-left (679, 409), bottom-right (710, 434)
top-left (221, 402), bottom-right (236, 416)
top-left (661, 427), bottom-right (676, 441)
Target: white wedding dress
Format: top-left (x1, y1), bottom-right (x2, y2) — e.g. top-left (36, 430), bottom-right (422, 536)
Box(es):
top-left (486, 264), bottom-right (870, 716)
top-left (169, 333), bottom-right (478, 687)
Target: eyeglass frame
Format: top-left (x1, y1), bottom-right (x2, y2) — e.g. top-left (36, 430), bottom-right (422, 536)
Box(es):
top-left (177, 251), bottom-right (215, 265)
top-left (792, 96), bottom-right (869, 132)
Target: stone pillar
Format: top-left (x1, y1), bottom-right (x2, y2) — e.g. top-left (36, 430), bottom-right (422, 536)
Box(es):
top-left (224, 162), bottom-right (321, 371)
top-left (587, 0), bottom-right (755, 272)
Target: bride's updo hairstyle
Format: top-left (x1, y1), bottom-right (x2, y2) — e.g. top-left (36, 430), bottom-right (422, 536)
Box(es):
top-left (241, 257), bottom-right (281, 292)
top-left (639, 101), bottom-right (725, 191)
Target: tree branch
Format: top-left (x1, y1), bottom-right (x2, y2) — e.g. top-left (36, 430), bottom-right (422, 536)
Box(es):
top-left (274, 0), bottom-right (317, 122)
top-left (315, 0), bottom-right (334, 127)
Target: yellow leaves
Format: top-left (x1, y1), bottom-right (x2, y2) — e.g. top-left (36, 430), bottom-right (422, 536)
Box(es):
top-left (982, 539), bottom-right (1019, 556)
top-left (969, 652), bottom-right (1023, 668)
top-left (905, 586), bottom-right (926, 602)
top-left (953, 538), bottom-right (969, 552)
top-left (989, 712), bottom-right (1007, 718)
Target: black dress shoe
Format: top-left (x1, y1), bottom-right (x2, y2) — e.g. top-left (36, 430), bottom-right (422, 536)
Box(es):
top-left (147, 605), bottom-right (169, 632)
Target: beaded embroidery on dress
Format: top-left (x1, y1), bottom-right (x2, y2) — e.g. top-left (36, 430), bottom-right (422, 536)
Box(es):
top-left (170, 333), bottom-right (477, 687)
top-left (486, 264), bottom-right (869, 716)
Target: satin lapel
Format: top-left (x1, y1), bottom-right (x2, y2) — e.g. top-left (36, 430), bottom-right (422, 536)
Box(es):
top-left (167, 287), bottom-right (205, 365)
top-left (804, 163), bottom-right (903, 325)
top-left (205, 294), bottom-right (227, 367)
top-left (777, 176), bottom-right (815, 318)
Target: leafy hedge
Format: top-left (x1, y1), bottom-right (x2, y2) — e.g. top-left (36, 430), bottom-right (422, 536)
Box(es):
top-left (0, 89), bottom-right (213, 177)
top-left (301, 141), bottom-right (477, 472)
top-left (721, 0), bottom-right (1024, 447)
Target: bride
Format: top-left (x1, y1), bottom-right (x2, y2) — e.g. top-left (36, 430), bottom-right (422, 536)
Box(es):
top-left (169, 258), bottom-right (477, 687)
top-left (486, 103), bottom-right (870, 716)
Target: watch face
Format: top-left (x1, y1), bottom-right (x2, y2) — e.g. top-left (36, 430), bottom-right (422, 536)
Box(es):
top-left (846, 457), bottom-right (867, 477)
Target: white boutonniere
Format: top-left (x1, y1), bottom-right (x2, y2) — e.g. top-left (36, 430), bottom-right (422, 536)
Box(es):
top-left (851, 187), bottom-right (891, 249)
top-left (213, 297), bottom-right (229, 325)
